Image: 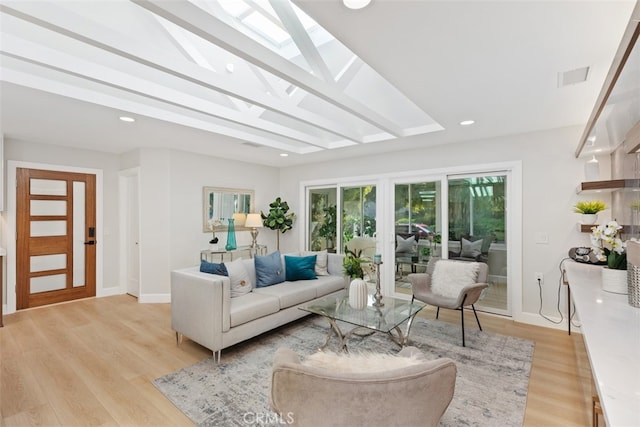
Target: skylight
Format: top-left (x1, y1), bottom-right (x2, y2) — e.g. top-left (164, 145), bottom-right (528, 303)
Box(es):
top-left (0, 0), bottom-right (443, 155)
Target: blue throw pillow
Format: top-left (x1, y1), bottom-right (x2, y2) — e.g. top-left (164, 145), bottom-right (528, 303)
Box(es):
top-left (255, 251), bottom-right (285, 288)
top-left (200, 260), bottom-right (228, 276)
top-left (285, 255), bottom-right (318, 281)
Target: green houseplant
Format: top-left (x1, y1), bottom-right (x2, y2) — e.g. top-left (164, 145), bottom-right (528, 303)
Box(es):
top-left (317, 205), bottom-right (337, 251)
top-left (574, 200), bottom-right (607, 225)
top-left (342, 247), bottom-right (365, 279)
top-left (573, 200), bottom-right (607, 214)
top-left (261, 197), bottom-right (296, 250)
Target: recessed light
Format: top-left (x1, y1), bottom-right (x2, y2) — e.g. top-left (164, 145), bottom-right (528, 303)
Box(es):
top-left (280, 153), bottom-right (289, 157)
top-left (119, 116), bottom-right (135, 122)
top-left (226, 63), bottom-right (234, 73)
top-left (343, 0), bottom-right (371, 10)
top-left (459, 120), bottom-right (475, 126)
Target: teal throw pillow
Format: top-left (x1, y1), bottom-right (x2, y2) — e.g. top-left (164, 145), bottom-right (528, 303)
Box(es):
top-left (285, 255), bottom-right (318, 281)
top-left (255, 251), bottom-right (285, 288)
top-left (200, 260), bottom-right (228, 276)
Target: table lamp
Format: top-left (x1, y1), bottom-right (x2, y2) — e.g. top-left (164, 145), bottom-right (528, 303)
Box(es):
top-left (245, 213), bottom-right (263, 249)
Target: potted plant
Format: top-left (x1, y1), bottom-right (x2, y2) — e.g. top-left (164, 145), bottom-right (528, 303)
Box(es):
top-left (343, 247), bottom-right (368, 309)
top-left (342, 247), bottom-right (365, 280)
top-left (573, 200), bottom-right (607, 224)
top-left (590, 220), bottom-right (627, 293)
top-left (261, 197), bottom-right (296, 250)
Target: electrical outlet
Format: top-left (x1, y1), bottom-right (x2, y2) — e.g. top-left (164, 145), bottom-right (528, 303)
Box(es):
top-left (535, 272), bottom-right (543, 284)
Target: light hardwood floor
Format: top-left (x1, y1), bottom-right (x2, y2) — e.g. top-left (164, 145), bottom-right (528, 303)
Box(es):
top-left (1, 295), bottom-right (595, 426)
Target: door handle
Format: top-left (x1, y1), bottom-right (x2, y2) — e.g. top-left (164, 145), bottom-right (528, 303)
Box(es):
top-left (84, 241), bottom-right (96, 245)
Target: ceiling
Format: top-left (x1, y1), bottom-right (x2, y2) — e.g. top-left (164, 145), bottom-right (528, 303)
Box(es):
top-left (0, 0), bottom-right (637, 167)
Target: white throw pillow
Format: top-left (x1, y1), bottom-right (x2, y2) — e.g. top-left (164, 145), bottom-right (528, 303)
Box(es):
top-left (302, 351), bottom-right (425, 373)
top-left (461, 238), bottom-right (483, 258)
top-left (431, 261), bottom-right (479, 299)
top-left (224, 258), bottom-right (253, 297)
top-left (302, 250), bottom-right (329, 276)
top-left (396, 235), bottom-right (416, 253)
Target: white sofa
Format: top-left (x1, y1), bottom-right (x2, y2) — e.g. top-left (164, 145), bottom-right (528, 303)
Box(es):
top-left (170, 252), bottom-right (346, 361)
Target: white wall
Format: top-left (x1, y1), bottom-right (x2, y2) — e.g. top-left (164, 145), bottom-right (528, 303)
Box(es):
top-left (131, 148), bottom-right (280, 302)
top-left (279, 126), bottom-right (612, 329)
top-left (167, 149), bottom-right (280, 269)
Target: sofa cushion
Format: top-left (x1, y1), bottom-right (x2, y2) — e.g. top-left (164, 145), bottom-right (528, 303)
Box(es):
top-left (253, 281), bottom-right (317, 309)
top-left (285, 255), bottom-right (317, 281)
top-left (224, 258), bottom-right (253, 297)
top-left (309, 275), bottom-right (347, 298)
top-left (461, 238), bottom-right (483, 259)
top-left (255, 251), bottom-right (286, 288)
top-left (199, 260), bottom-right (228, 276)
top-left (302, 250), bottom-right (329, 276)
top-left (229, 292), bottom-right (280, 327)
top-left (396, 235), bottom-right (416, 254)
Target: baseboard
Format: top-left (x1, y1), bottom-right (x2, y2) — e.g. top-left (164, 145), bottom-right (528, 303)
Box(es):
top-left (515, 312), bottom-right (582, 333)
top-left (97, 286), bottom-right (123, 298)
top-left (138, 293), bottom-right (171, 304)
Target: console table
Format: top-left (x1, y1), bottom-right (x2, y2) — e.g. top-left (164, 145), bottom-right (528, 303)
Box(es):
top-left (200, 245), bottom-right (267, 263)
top-left (564, 261), bottom-right (640, 426)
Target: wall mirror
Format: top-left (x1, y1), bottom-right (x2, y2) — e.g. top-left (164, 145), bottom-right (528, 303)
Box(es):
top-left (203, 187), bottom-right (254, 232)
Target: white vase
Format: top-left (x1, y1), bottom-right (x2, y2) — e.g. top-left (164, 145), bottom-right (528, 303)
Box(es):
top-left (349, 278), bottom-right (368, 310)
top-left (602, 267), bottom-right (628, 294)
top-left (581, 214), bottom-right (597, 224)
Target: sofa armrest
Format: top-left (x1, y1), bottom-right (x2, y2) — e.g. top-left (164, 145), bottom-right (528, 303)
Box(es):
top-left (170, 268), bottom-right (230, 353)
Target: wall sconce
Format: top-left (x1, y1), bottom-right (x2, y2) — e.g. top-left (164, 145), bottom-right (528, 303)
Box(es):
top-left (244, 213), bottom-right (263, 249)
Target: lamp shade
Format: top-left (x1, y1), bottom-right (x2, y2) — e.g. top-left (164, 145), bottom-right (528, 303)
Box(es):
top-left (245, 213), bottom-right (263, 228)
top-left (232, 212), bottom-right (246, 227)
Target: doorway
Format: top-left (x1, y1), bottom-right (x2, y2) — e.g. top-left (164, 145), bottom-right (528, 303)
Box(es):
top-left (119, 169), bottom-right (140, 298)
top-left (16, 168), bottom-right (97, 309)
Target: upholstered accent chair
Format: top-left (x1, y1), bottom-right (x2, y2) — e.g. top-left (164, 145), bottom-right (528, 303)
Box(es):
top-left (270, 347), bottom-right (456, 427)
top-left (408, 259), bottom-right (489, 347)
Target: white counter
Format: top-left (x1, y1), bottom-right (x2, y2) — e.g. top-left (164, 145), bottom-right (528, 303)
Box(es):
top-left (564, 261), bottom-right (640, 427)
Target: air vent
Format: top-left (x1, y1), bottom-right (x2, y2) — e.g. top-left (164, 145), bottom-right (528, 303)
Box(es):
top-left (558, 66), bottom-right (590, 87)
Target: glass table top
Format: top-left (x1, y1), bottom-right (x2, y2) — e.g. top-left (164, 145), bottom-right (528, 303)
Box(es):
top-left (300, 290), bottom-right (426, 334)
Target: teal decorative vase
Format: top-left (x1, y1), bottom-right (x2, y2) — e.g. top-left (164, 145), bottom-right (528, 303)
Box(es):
top-left (225, 218), bottom-right (237, 251)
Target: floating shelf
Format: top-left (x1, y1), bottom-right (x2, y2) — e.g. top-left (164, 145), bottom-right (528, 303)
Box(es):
top-left (576, 179), bottom-right (640, 193)
top-left (578, 223), bottom-right (633, 233)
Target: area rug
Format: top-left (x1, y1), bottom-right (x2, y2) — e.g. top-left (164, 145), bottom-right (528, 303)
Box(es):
top-left (154, 316), bottom-right (534, 427)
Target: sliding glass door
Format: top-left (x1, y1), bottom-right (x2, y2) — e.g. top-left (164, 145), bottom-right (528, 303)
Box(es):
top-left (448, 174), bottom-right (508, 313)
top-left (304, 166), bottom-right (514, 317)
top-left (393, 180), bottom-right (441, 295)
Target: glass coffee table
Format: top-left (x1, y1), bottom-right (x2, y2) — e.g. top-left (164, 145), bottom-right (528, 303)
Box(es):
top-left (300, 290), bottom-right (426, 352)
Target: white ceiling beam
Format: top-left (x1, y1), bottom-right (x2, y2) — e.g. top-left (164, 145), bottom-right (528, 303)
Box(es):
top-left (335, 55), bottom-right (364, 90)
top-left (0, 1), bottom-right (362, 143)
top-left (268, 0), bottom-right (334, 83)
top-left (0, 33), bottom-right (332, 150)
top-left (1, 66), bottom-right (316, 153)
top-left (131, 0), bottom-right (403, 137)
top-left (151, 14), bottom-right (216, 72)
